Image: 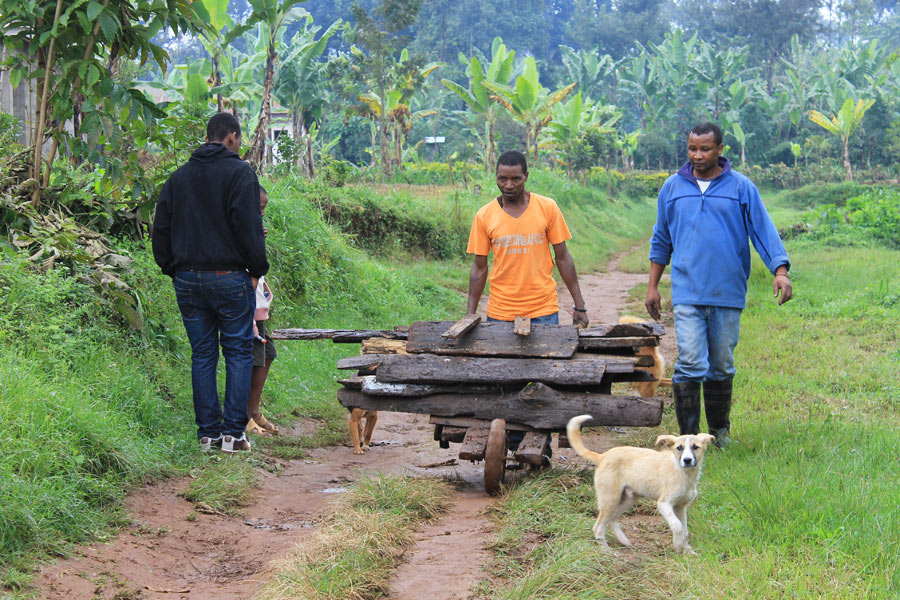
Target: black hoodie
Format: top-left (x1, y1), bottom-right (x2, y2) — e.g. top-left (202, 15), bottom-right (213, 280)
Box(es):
top-left (152, 143), bottom-right (269, 278)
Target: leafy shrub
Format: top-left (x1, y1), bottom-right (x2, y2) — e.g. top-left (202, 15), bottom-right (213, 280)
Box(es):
top-left (0, 112), bottom-right (23, 155)
top-left (586, 167), bottom-right (669, 199)
top-left (779, 182), bottom-right (868, 208)
top-left (388, 161), bottom-right (483, 186)
top-left (797, 188), bottom-right (900, 248)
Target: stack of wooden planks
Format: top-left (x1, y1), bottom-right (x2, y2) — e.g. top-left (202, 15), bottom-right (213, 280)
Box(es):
top-left (273, 317), bottom-right (665, 434)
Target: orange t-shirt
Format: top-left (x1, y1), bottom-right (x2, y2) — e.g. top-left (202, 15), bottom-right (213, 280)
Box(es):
top-left (466, 193), bottom-right (572, 320)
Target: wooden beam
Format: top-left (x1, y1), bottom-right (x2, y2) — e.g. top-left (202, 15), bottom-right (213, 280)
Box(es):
top-left (458, 426), bottom-right (489, 461)
top-left (271, 328), bottom-right (407, 342)
top-left (572, 352), bottom-right (656, 367)
top-left (513, 431), bottom-right (551, 465)
top-left (513, 316), bottom-right (531, 336)
top-left (336, 354), bottom-right (392, 371)
top-left (406, 321), bottom-right (579, 358)
top-left (361, 338), bottom-right (408, 355)
top-left (578, 336), bottom-right (659, 351)
top-left (429, 416), bottom-right (532, 432)
top-left (376, 353), bottom-right (607, 386)
top-left (337, 384), bottom-right (664, 430)
top-left (441, 314), bottom-right (481, 339)
top-left (579, 322), bottom-right (666, 337)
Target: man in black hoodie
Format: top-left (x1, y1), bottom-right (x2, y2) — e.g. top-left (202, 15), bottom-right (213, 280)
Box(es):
top-left (153, 112), bottom-right (268, 453)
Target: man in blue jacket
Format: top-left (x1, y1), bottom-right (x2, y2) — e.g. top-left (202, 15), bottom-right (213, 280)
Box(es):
top-left (153, 112), bottom-right (268, 453)
top-left (645, 122), bottom-right (792, 448)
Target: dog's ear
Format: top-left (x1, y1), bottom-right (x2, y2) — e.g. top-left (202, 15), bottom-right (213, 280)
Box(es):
top-left (655, 435), bottom-right (677, 448)
top-left (696, 433), bottom-right (716, 448)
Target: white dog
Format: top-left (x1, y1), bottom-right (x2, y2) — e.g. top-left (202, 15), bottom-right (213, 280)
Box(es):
top-left (566, 415), bottom-right (715, 554)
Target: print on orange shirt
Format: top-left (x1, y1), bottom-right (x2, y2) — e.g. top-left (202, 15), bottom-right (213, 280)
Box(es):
top-left (466, 193), bottom-right (571, 320)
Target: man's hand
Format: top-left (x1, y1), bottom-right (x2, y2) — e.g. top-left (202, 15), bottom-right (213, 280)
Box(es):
top-left (645, 287), bottom-right (662, 321)
top-left (572, 309), bottom-right (589, 328)
top-left (773, 273), bottom-right (793, 305)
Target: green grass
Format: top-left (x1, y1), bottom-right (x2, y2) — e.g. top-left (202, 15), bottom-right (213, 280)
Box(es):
top-left (478, 191), bottom-right (900, 598)
top-left (258, 474), bottom-right (452, 600)
top-left (179, 457), bottom-right (259, 515)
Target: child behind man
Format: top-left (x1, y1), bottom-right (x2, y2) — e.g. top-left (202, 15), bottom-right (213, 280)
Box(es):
top-left (247, 186), bottom-right (278, 435)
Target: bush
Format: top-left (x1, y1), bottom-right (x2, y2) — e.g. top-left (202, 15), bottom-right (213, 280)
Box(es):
top-left (779, 182), bottom-right (869, 208)
top-left (793, 187), bottom-right (900, 249)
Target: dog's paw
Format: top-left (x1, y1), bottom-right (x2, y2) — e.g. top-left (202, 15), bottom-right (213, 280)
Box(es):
top-left (362, 444), bottom-right (370, 451)
top-left (353, 448), bottom-right (364, 455)
top-left (682, 545), bottom-right (697, 556)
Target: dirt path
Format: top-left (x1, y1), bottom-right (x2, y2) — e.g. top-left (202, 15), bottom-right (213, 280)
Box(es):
top-left (29, 245), bottom-right (676, 600)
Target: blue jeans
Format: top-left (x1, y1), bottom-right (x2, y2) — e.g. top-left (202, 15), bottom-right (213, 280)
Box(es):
top-left (486, 312), bottom-right (560, 324)
top-left (672, 304), bottom-right (742, 383)
top-left (173, 271), bottom-right (255, 439)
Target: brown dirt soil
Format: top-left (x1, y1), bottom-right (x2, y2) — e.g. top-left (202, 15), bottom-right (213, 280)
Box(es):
top-left (27, 245), bottom-right (677, 600)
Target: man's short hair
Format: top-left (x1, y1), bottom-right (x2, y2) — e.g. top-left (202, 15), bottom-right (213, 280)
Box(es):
top-left (207, 112), bottom-right (241, 142)
top-left (497, 150), bottom-right (528, 174)
top-left (689, 122), bottom-right (723, 146)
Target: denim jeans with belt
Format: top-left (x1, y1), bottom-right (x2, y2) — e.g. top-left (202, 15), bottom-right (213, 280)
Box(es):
top-left (173, 270), bottom-right (255, 439)
top-left (486, 312), bottom-right (560, 324)
top-left (672, 304), bottom-right (742, 383)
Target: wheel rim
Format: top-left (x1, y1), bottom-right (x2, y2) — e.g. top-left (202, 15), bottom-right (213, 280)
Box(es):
top-left (484, 418), bottom-right (507, 496)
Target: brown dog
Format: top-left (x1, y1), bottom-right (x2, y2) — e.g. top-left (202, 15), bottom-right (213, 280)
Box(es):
top-left (349, 408), bottom-right (378, 454)
top-left (567, 415), bottom-right (715, 554)
top-left (619, 314), bottom-right (666, 397)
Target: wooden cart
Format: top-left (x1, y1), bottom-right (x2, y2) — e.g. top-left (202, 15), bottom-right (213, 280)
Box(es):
top-left (274, 317), bottom-right (665, 495)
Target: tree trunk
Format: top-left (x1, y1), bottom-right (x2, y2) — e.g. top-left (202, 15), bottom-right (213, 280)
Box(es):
top-left (843, 137), bottom-right (853, 181)
top-left (246, 43), bottom-right (276, 169)
top-left (213, 54), bottom-right (223, 113)
top-left (488, 117), bottom-right (496, 171)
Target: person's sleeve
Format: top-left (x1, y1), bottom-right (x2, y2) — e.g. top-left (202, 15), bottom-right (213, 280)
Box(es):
top-left (546, 199), bottom-right (572, 245)
top-left (466, 210), bottom-right (491, 255)
top-left (744, 180), bottom-right (790, 273)
top-left (228, 166), bottom-right (269, 278)
top-left (151, 180), bottom-right (175, 277)
top-left (648, 179), bottom-right (673, 265)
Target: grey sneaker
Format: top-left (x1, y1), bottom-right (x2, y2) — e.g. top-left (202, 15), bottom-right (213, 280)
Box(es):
top-left (199, 434), bottom-right (223, 452)
top-left (221, 433), bottom-right (251, 453)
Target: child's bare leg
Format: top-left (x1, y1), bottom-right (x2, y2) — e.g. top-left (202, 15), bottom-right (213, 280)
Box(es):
top-left (248, 358), bottom-right (273, 422)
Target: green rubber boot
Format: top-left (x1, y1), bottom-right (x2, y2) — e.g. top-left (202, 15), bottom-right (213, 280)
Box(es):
top-left (703, 379), bottom-right (733, 448)
top-left (672, 380), bottom-right (702, 435)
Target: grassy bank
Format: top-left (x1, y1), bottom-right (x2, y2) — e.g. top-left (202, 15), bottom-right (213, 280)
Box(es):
top-left (0, 169), bottom-right (657, 590)
top-left (478, 191), bottom-right (900, 598)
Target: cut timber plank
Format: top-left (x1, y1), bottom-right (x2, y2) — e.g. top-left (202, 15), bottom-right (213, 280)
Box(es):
top-left (377, 353), bottom-right (607, 386)
top-left (407, 321), bottom-right (579, 358)
top-left (336, 354), bottom-right (392, 371)
top-left (579, 322), bottom-right (666, 337)
top-left (578, 336), bottom-right (659, 351)
top-left (440, 426), bottom-right (467, 444)
top-left (361, 375), bottom-right (499, 397)
top-left (361, 338), bottom-right (408, 354)
top-left (572, 352), bottom-right (655, 367)
top-left (430, 416), bottom-right (532, 432)
top-left (514, 317), bottom-right (531, 336)
top-left (337, 384), bottom-right (664, 429)
top-left (514, 431), bottom-right (551, 465)
top-left (272, 328), bottom-right (407, 342)
top-left (441, 314), bottom-right (481, 339)
top-left (458, 427), bottom-right (489, 461)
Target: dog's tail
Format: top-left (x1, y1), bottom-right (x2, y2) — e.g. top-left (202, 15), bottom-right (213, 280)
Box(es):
top-left (566, 415), bottom-right (605, 465)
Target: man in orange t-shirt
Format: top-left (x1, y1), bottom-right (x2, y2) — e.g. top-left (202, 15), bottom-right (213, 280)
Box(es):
top-left (466, 150), bottom-right (589, 327)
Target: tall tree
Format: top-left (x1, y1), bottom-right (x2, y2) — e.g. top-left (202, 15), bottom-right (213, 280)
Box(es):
top-left (242, 0), bottom-right (309, 169)
top-left (808, 97), bottom-right (875, 180)
top-left (346, 0), bottom-right (423, 175)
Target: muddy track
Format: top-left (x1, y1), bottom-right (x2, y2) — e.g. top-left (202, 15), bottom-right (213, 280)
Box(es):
top-left (30, 245), bottom-right (676, 600)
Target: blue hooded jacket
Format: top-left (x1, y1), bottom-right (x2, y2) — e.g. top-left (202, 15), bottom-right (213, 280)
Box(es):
top-left (649, 157), bottom-right (790, 309)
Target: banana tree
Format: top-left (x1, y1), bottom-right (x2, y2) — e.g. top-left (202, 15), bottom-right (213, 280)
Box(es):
top-left (441, 37), bottom-right (515, 170)
top-left (242, 0), bottom-right (309, 169)
top-left (274, 17), bottom-right (341, 176)
top-left (558, 45), bottom-right (616, 103)
top-left (545, 92), bottom-right (621, 178)
top-left (481, 56), bottom-right (576, 164)
top-left (690, 40), bottom-right (750, 119)
top-left (194, 0), bottom-right (254, 113)
top-left (808, 97), bottom-right (875, 181)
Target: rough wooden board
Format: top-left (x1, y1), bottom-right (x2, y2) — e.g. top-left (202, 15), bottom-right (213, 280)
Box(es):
top-left (572, 352), bottom-right (655, 367)
top-left (579, 322), bottom-right (666, 337)
top-left (458, 427), bottom-right (489, 461)
top-left (441, 314), bottom-right (481, 339)
top-left (361, 338), bottom-right (408, 355)
top-left (513, 316), bottom-right (531, 336)
top-left (578, 336), bottom-right (659, 350)
top-left (337, 375), bottom-right (365, 390)
top-left (272, 328), bottom-right (407, 342)
top-left (406, 321), bottom-right (579, 358)
top-left (429, 416), bottom-right (533, 432)
top-left (513, 431), bottom-right (551, 465)
top-left (439, 426), bottom-right (467, 444)
top-left (376, 353), bottom-right (607, 386)
top-left (336, 354), bottom-right (391, 370)
top-left (360, 375), bottom-right (499, 397)
top-left (337, 385), bottom-right (664, 429)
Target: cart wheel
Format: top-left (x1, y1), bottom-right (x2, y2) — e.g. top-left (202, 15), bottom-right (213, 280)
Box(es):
top-left (484, 418), bottom-right (507, 496)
